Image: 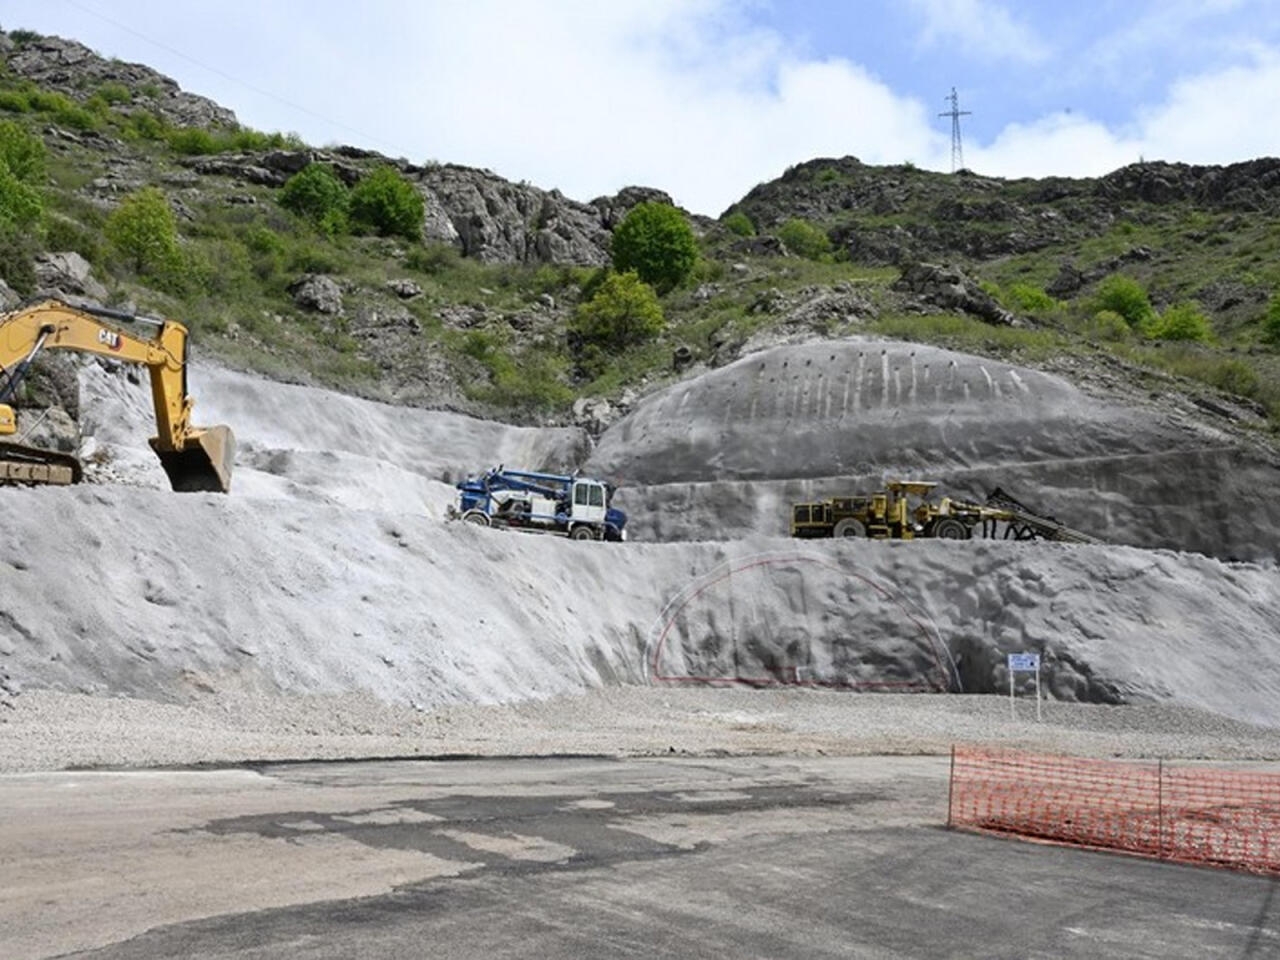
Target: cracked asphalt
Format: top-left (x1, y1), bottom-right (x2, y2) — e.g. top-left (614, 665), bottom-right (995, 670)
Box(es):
top-left (2, 754), bottom-right (1277, 959)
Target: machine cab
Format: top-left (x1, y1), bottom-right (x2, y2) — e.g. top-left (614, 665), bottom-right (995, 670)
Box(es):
top-left (569, 479), bottom-right (608, 524)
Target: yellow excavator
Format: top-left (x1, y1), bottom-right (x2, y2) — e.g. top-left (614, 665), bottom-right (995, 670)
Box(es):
top-left (0, 298), bottom-right (234, 493)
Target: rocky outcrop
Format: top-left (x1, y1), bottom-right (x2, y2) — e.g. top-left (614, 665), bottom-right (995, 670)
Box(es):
top-left (893, 262), bottom-right (1015, 325)
top-left (33, 252), bottom-right (109, 302)
top-left (413, 164), bottom-right (611, 265)
top-left (1095, 159), bottom-right (1280, 212)
top-left (1, 31), bottom-right (237, 129)
top-left (734, 155), bottom-right (1280, 269)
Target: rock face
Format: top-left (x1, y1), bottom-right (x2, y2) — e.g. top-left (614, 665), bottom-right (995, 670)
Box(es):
top-left (893, 262), bottom-right (1015, 325)
top-left (416, 164), bottom-right (611, 264)
top-left (733, 155), bottom-right (1280, 268)
top-left (2, 32), bottom-right (237, 128)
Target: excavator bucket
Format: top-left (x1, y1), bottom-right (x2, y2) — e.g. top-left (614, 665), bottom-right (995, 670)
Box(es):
top-left (151, 425), bottom-right (235, 493)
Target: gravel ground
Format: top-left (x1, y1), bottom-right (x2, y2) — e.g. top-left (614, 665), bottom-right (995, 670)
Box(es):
top-left (5, 686), bottom-right (1280, 773)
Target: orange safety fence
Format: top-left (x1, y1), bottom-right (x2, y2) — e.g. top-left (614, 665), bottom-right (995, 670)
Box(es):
top-left (947, 746), bottom-right (1280, 876)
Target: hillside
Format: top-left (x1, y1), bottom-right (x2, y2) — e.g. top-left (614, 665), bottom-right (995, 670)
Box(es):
top-left (1, 28), bottom-right (1278, 438)
top-left (1, 27), bottom-right (1279, 772)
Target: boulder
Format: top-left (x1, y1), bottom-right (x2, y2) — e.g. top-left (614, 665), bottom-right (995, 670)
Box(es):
top-left (893, 262), bottom-right (1015, 325)
top-left (33, 252), bottom-right (109, 302)
top-left (288, 274), bottom-right (344, 315)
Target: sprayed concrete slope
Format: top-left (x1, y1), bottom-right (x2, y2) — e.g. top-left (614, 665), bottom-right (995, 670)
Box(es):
top-left (587, 339), bottom-right (1280, 559)
top-left (0, 343), bottom-right (1276, 730)
top-left (0, 485), bottom-right (1277, 726)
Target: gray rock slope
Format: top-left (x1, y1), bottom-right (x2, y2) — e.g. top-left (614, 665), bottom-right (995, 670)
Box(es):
top-left (587, 339), bottom-right (1280, 559)
top-left (1, 340), bottom-right (1277, 729)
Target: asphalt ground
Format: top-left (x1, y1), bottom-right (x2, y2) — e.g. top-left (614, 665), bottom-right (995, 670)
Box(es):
top-left (1, 755), bottom-right (1276, 959)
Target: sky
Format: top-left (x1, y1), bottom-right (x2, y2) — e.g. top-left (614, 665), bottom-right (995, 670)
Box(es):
top-left (4, 0), bottom-right (1280, 215)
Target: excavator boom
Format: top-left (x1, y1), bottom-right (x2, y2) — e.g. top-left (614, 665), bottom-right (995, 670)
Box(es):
top-left (0, 299), bottom-right (233, 493)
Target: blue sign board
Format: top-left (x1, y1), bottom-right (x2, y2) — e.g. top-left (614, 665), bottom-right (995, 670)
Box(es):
top-left (1007, 652), bottom-right (1040, 672)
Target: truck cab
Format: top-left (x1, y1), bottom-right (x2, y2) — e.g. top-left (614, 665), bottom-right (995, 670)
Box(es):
top-left (569, 478), bottom-right (608, 525)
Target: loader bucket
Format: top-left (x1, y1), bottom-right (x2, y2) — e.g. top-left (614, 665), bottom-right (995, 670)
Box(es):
top-left (151, 425), bottom-right (235, 493)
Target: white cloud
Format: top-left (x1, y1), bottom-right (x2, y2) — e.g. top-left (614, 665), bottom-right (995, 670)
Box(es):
top-left (906, 0), bottom-right (1050, 64)
top-left (1134, 46), bottom-right (1280, 164)
top-left (6, 0), bottom-right (1280, 217)
top-left (969, 45), bottom-right (1280, 177)
top-left (230, 0), bottom-right (950, 215)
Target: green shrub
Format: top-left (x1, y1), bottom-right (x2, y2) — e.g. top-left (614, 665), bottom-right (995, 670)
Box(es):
top-left (26, 90), bottom-right (97, 131)
top-left (243, 227), bottom-right (286, 282)
top-left (0, 164), bottom-right (41, 232)
top-left (104, 186), bottom-right (184, 283)
top-left (1087, 309), bottom-right (1132, 342)
top-left (1005, 283), bottom-right (1057, 313)
top-left (0, 91), bottom-right (30, 114)
top-left (1091, 274), bottom-right (1154, 328)
top-left (42, 214), bottom-right (101, 263)
top-left (348, 166), bottom-right (424, 241)
top-left (287, 241), bottom-right (342, 275)
top-left (279, 163), bottom-right (349, 235)
top-left (0, 119), bottom-right (45, 183)
top-left (1262, 294), bottom-right (1280, 345)
top-left (777, 218), bottom-right (832, 260)
top-left (1150, 301), bottom-right (1213, 342)
top-left (610, 201), bottom-right (698, 293)
top-left (1210, 358), bottom-right (1260, 396)
top-left (571, 270), bottom-right (665, 354)
top-left (405, 242), bottom-right (459, 275)
top-left (0, 226), bottom-right (36, 294)
top-left (121, 110), bottom-right (167, 142)
top-left (96, 82), bottom-right (132, 105)
top-left (166, 127), bottom-right (219, 155)
top-left (8, 30), bottom-right (42, 46)
top-left (723, 210), bottom-right (755, 237)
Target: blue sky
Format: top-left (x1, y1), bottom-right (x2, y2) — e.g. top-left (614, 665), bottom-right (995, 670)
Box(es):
top-left (4, 0), bottom-right (1280, 215)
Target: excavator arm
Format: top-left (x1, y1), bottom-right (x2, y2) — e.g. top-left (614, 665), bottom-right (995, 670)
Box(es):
top-left (0, 299), bottom-right (234, 493)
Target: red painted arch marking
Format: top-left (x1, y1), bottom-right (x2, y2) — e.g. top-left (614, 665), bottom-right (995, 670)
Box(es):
top-left (650, 552), bottom-right (950, 692)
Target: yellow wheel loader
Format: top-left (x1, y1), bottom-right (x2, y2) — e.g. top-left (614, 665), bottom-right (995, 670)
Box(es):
top-left (0, 299), bottom-right (234, 493)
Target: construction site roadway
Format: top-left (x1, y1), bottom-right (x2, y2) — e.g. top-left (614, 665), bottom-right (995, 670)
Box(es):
top-left (2, 754), bottom-right (1276, 959)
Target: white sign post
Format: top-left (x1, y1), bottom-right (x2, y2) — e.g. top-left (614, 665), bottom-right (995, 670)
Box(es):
top-left (1007, 652), bottom-right (1041, 722)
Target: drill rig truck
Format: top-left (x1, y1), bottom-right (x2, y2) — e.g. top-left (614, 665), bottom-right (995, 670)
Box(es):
top-left (455, 466), bottom-right (627, 541)
top-left (0, 299), bottom-right (234, 493)
top-left (790, 481), bottom-right (1097, 543)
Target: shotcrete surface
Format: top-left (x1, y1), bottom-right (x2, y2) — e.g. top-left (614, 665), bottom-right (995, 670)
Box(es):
top-left (1, 341), bottom-right (1278, 771)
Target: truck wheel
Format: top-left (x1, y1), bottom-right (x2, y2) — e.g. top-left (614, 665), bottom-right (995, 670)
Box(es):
top-left (570, 525), bottom-right (596, 541)
top-left (463, 510), bottom-right (490, 527)
top-left (931, 517), bottom-right (970, 540)
top-left (832, 518), bottom-right (866, 538)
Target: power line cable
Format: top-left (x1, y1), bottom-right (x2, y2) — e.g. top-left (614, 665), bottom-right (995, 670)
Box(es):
top-left (59, 0), bottom-right (410, 156)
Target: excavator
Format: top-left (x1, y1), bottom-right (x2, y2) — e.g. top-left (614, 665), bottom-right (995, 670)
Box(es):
top-left (0, 298), bottom-right (234, 493)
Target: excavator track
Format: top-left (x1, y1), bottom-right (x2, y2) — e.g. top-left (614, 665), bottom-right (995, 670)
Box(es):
top-left (0, 441), bottom-right (83, 486)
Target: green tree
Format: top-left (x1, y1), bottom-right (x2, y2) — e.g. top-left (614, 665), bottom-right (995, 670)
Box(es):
top-left (571, 270), bottom-right (665, 352)
top-left (1091, 274), bottom-right (1154, 328)
top-left (1151, 301), bottom-right (1213, 342)
top-left (610, 201), bottom-right (698, 293)
top-left (348, 165), bottom-right (424, 241)
top-left (105, 186), bottom-right (183, 280)
top-left (777, 218), bottom-right (831, 260)
top-left (280, 163), bottom-right (349, 235)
